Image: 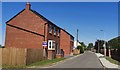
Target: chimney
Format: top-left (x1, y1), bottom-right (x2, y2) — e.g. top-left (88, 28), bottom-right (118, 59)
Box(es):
top-left (26, 2), bottom-right (31, 10)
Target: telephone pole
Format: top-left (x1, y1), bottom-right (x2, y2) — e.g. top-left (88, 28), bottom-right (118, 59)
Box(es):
top-left (76, 29), bottom-right (79, 47)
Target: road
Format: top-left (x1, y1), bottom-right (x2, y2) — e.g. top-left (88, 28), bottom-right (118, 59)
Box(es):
top-left (50, 51), bottom-right (103, 68)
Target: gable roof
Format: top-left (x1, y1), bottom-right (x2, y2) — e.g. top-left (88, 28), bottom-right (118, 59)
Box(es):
top-left (6, 9), bottom-right (25, 23)
top-left (61, 28), bottom-right (74, 39)
top-left (6, 3), bottom-right (74, 38)
top-left (30, 9), bottom-right (61, 29)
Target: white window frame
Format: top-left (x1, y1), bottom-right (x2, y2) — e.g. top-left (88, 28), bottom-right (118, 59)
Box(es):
top-left (48, 40), bottom-right (55, 50)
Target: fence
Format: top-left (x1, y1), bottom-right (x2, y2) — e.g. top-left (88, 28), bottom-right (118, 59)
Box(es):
top-left (0, 47), bottom-right (44, 66)
top-left (111, 49), bottom-right (120, 62)
top-left (73, 49), bottom-right (80, 55)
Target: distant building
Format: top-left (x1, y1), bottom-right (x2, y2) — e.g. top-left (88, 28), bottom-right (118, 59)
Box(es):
top-left (74, 41), bottom-right (81, 49)
top-left (5, 3), bottom-right (74, 59)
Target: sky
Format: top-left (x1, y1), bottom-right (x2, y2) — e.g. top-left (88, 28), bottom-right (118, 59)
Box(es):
top-left (0, 2), bottom-right (2, 46)
top-left (1, 2), bottom-right (118, 46)
top-left (1, 0), bottom-right (120, 2)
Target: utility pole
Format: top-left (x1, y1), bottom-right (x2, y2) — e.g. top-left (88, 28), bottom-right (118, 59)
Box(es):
top-left (100, 30), bottom-right (106, 56)
top-left (77, 29), bottom-right (78, 42)
top-left (76, 29), bottom-right (79, 47)
top-left (98, 40), bottom-right (99, 53)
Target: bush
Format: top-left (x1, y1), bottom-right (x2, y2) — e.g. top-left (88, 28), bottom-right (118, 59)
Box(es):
top-left (77, 45), bottom-right (84, 53)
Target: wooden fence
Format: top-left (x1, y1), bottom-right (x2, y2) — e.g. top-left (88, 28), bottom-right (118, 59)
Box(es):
top-left (0, 48), bottom-right (2, 67)
top-left (0, 47), bottom-right (44, 66)
top-left (73, 49), bottom-right (80, 55)
top-left (111, 49), bottom-right (120, 62)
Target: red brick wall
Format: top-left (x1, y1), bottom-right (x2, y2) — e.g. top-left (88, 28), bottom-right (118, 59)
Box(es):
top-left (70, 41), bottom-right (74, 53)
top-left (48, 50), bottom-right (56, 60)
top-left (5, 25), bottom-right (44, 49)
top-left (5, 9), bottom-right (46, 49)
top-left (47, 28), bottom-right (60, 46)
top-left (60, 30), bottom-right (71, 56)
top-left (47, 24), bottom-right (60, 57)
top-left (7, 9), bottom-right (47, 35)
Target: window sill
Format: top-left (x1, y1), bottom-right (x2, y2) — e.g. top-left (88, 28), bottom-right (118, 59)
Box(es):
top-left (48, 49), bottom-right (55, 50)
top-left (54, 34), bottom-right (56, 36)
top-left (49, 32), bottom-right (52, 35)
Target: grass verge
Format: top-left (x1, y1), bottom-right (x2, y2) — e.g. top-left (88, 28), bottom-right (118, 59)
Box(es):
top-left (27, 58), bottom-right (66, 67)
top-left (105, 56), bottom-right (120, 65)
top-left (2, 58), bottom-right (66, 68)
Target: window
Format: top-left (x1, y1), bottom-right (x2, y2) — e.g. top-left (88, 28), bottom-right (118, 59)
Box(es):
top-left (49, 25), bottom-right (52, 33)
top-left (54, 27), bottom-right (56, 35)
top-left (48, 40), bottom-right (55, 50)
top-left (49, 42), bottom-right (51, 48)
top-left (58, 29), bottom-right (60, 36)
top-left (52, 41), bottom-right (55, 48)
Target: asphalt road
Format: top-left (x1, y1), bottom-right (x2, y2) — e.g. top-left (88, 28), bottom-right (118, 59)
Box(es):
top-left (50, 51), bottom-right (103, 68)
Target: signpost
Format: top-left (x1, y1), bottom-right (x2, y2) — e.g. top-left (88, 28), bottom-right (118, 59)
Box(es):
top-left (42, 42), bottom-right (47, 47)
top-left (42, 41), bottom-right (47, 59)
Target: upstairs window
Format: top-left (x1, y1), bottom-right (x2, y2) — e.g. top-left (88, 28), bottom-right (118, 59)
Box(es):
top-left (58, 29), bottom-right (60, 36)
top-left (54, 27), bottom-right (56, 35)
top-left (49, 25), bottom-right (52, 33)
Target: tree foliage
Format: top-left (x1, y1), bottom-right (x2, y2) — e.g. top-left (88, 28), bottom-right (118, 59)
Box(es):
top-left (0, 45), bottom-right (4, 48)
top-left (94, 40), bottom-right (105, 53)
top-left (77, 42), bottom-right (86, 53)
top-left (87, 43), bottom-right (93, 50)
top-left (108, 36), bottom-right (120, 49)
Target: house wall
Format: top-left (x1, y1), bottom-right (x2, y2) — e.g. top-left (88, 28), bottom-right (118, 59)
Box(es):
top-left (7, 9), bottom-right (47, 36)
top-left (47, 24), bottom-right (60, 53)
top-left (70, 40), bottom-right (74, 53)
top-left (47, 24), bottom-right (61, 59)
top-left (5, 9), bottom-right (46, 49)
top-left (60, 30), bottom-right (71, 56)
top-left (5, 25), bottom-right (44, 49)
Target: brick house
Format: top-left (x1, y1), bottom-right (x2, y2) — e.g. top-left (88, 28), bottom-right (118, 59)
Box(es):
top-left (60, 29), bottom-right (74, 56)
top-left (5, 3), bottom-right (74, 59)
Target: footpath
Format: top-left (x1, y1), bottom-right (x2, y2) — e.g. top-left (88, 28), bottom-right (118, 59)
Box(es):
top-left (95, 53), bottom-right (120, 69)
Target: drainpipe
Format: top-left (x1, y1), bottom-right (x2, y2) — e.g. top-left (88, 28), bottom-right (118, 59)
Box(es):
top-left (44, 23), bottom-right (47, 41)
top-left (43, 23), bottom-right (47, 59)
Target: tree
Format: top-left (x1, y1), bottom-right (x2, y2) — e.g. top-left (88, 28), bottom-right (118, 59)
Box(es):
top-left (87, 43), bottom-right (93, 50)
top-left (108, 36), bottom-right (120, 49)
top-left (77, 42), bottom-right (86, 53)
top-left (94, 40), bottom-right (105, 53)
top-left (0, 45), bottom-right (4, 48)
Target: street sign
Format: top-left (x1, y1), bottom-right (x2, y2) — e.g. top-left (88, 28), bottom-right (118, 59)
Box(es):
top-left (42, 42), bottom-right (47, 47)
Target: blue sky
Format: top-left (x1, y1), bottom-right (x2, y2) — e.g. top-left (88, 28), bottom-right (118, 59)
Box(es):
top-left (0, 2), bottom-right (2, 46)
top-left (1, 2), bottom-right (118, 46)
